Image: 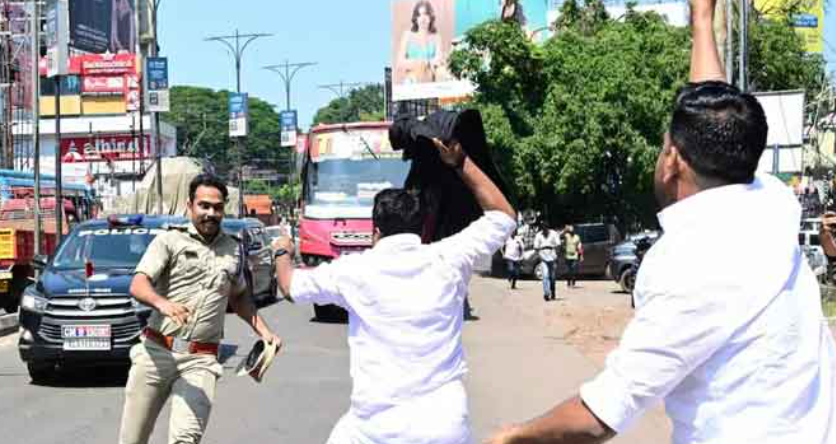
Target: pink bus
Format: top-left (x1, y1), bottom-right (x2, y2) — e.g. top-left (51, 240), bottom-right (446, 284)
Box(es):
top-left (298, 122), bottom-right (411, 320)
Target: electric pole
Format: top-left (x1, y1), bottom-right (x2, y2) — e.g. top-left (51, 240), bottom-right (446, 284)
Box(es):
top-left (205, 29), bottom-right (271, 218)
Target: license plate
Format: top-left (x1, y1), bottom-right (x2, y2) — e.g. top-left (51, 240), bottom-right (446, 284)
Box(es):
top-left (62, 325), bottom-right (111, 351)
top-left (339, 247), bottom-right (364, 256)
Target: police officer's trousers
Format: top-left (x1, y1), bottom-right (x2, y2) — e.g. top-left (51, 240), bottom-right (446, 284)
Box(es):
top-left (119, 339), bottom-right (224, 444)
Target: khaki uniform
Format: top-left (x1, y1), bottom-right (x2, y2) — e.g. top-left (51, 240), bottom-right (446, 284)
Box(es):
top-left (119, 223), bottom-right (245, 444)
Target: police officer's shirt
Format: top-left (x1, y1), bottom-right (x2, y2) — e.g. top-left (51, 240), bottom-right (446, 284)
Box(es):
top-left (135, 222), bottom-right (245, 343)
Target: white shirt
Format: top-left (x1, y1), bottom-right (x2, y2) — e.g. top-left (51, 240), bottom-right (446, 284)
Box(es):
top-left (534, 230), bottom-right (560, 262)
top-left (291, 211), bottom-right (516, 421)
top-left (503, 236), bottom-right (523, 261)
top-left (580, 174), bottom-right (836, 444)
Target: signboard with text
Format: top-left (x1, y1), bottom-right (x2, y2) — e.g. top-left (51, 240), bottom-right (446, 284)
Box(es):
top-left (280, 110), bottom-right (298, 147)
top-left (146, 57), bottom-right (170, 112)
top-left (61, 134), bottom-right (151, 163)
top-left (45, 0), bottom-right (70, 78)
top-left (229, 93), bottom-right (249, 138)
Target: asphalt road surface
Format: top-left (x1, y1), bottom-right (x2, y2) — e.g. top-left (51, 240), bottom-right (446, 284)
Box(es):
top-left (0, 276), bottom-right (670, 443)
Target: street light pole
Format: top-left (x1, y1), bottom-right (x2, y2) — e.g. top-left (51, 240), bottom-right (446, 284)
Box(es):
top-left (263, 60), bottom-right (317, 111)
top-left (206, 30), bottom-right (272, 218)
top-left (31, 0), bottom-right (41, 260)
top-left (738, 0), bottom-right (749, 92)
top-left (151, 0), bottom-right (163, 214)
top-left (263, 60), bottom-right (316, 189)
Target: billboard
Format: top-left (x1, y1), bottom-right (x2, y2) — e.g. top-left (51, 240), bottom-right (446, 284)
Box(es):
top-left (280, 110), bottom-right (298, 147)
top-left (754, 90), bottom-right (805, 147)
top-left (146, 57), bottom-right (170, 112)
top-left (391, 0), bottom-right (548, 101)
top-left (61, 134), bottom-right (151, 163)
top-left (69, 0), bottom-right (137, 54)
top-left (229, 93), bottom-right (249, 138)
top-left (45, 0), bottom-right (70, 78)
top-left (755, 0), bottom-right (824, 53)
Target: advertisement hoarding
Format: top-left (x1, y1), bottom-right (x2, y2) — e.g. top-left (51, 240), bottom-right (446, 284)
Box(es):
top-left (45, 0), bottom-right (70, 78)
top-left (229, 93), bottom-right (249, 138)
top-left (146, 57), bottom-right (170, 112)
top-left (81, 76), bottom-right (125, 95)
top-left (280, 110), bottom-right (298, 147)
top-left (755, 0), bottom-right (824, 53)
top-left (69, 0), bottom-right (136, 54)
top-left (392, 0), bottom-right (548, 101)
top-left (61, 133), bottom-right (151, 163)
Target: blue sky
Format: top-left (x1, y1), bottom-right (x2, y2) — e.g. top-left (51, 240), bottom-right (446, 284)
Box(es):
top-left (158, 0), bottom-right (836, 131)
top-left (158, 0), bottom-right (394, 130)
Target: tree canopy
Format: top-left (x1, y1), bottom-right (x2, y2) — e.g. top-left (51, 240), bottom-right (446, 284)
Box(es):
top-left (449, 0), bottom-right (827, 231)
top-left (163, 86), bottom-right (290, 180)
top-left (312, 84), bottom-right (385, 126)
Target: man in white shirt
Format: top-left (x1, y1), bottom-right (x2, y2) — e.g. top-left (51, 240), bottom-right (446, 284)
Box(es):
top-left (503, 232), bottom-right (524, 289)
top-left (534, 224), bottom-right (561, 301)
top-left (484, 0), bottom-right (836, 443)
top-left (272, 137), bottom-right (516, 443)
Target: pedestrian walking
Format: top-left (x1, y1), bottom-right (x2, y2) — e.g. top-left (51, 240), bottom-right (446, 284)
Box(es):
top-left (562, 225), bottom-right (583, 288)
top-left (272, 137), bottom-right (516, 443)
top-left (502, 231), bottom-right (524, 289)
top-left (484, 1), bottom-right (836, 442)
top-left (119, 174), bottom-right (281, 444)
top-left (534, 223), bottom-right (561, 301)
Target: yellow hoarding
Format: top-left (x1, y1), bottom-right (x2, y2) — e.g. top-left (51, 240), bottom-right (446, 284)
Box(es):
top-left (755, 0), bottom-right (824, 53)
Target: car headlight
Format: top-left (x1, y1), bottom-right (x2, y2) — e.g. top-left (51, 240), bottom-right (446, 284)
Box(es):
top-left (21, 293), bottom-right (48, 313)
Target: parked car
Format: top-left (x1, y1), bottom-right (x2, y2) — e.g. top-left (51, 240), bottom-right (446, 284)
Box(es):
top-left (18, 214), bottom-right (185, 383)
top-left (518, 223), bottom-right (622, 279)
top-left (608, 231), bottom-right (661, 291)
top-left (221, 218), bottom-right (277, 303)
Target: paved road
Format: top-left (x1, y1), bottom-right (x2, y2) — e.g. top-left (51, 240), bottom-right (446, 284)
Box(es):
top-left (0, 276), bottom-right (670, 443)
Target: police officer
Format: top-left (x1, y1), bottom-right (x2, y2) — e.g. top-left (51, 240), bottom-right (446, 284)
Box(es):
top-left (119, 173), bottom-right (281, 444)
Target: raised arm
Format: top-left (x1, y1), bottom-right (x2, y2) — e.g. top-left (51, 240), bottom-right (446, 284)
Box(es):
top-left (432, 138), bottom-right (516, 220)
top-left (690, 0), bottom-right (726, 83)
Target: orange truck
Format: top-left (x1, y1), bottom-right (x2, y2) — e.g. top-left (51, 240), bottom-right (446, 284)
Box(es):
top-left (0, 198), bottom-right (76, 313)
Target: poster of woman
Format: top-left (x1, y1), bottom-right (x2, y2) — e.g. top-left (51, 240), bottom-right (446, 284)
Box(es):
top-left (392, 0), bottom-right (465, 101)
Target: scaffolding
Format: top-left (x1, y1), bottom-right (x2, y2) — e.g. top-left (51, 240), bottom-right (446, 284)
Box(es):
top-left (0, 0), bottom-right (35, 171)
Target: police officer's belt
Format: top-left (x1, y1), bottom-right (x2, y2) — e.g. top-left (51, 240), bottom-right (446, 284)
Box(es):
top-left (142, 327), bottom-right (219, 356)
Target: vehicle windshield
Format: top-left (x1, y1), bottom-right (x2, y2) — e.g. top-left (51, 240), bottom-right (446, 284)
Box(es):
top-left (303, 128), bottom-right (410, 218)
top-left (306, 158), bottom-right (409, 208)
top-left (51, 226), bottom-right (165, 270)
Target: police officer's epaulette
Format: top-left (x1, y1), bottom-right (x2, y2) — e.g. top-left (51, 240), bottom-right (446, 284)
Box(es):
top-left (161, 222), bottom-right (190, 231)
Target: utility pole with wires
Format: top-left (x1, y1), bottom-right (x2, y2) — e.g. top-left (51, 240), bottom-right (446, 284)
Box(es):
top-left (205, 29), bottom-right (272, 218)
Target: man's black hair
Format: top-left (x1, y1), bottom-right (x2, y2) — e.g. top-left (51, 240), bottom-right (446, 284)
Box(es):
top-left (670, 81), bottom-right (768, 185)
top-left (373, 189), bottom-right (423, 237)
top-left (189, 173), bottom-right (229, 202)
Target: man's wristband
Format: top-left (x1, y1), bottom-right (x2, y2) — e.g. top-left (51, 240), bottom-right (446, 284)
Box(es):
top-left (273, 248), bottom-right (289, 260)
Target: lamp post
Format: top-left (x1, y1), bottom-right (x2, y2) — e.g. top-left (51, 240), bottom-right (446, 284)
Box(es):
top-left (263, 60), bottom-right (316, 188)
top-left (206, 29), bottom-right (272, 218)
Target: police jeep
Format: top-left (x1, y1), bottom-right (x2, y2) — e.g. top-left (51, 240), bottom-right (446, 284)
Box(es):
top-left (18, 215), bottom-right (186, 383)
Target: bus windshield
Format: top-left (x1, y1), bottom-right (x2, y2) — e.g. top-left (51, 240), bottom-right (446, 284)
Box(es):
top-left (303, 128), bottom-right (410, 219)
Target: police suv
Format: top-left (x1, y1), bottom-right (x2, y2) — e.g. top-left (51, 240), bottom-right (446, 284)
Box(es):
top-left (18, 215), bottom-right (185, 383)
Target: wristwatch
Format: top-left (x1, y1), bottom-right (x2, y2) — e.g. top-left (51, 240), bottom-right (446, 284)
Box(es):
top-left (273, 248), bottom-right (289, 260)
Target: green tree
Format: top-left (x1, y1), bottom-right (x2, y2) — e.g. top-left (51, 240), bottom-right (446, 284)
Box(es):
top-left (449, 3), bottom-right (827, 231)
top-left (163, 86), bottom-right (290, 180)
top-left (312, 84), bottom-right (385, 126)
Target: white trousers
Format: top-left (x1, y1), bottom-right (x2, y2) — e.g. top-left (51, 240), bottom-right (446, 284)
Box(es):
top-left (326, 380), bottom-right (472, 444)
